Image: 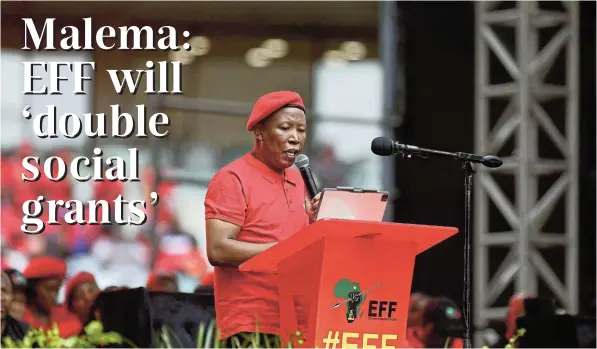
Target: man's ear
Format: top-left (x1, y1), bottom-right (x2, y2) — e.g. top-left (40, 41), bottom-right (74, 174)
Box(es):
top-left (254, 126), bottom-right (263, 140)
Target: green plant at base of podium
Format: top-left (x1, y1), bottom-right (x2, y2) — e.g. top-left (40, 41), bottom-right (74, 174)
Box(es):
top-left (157, 320), bottom-right (305, 348)
top-left (504, 328), bottom-right (526, 348)
top-left (481, 328), bottom-right (526, 349)
top-left (1, 320), bottom-right (135, 348)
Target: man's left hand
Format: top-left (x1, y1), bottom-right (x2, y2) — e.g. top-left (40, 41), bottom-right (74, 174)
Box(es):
top-left (306, 192), bottom-right (321, 223)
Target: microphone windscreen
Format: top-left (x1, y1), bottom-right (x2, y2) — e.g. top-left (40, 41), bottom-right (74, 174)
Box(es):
top-left (295, 154), bottom-right (310, 168)
top-left (371, 137), bottom-right (394, 156)
top-left (481, 155), bottom-right (503, 168)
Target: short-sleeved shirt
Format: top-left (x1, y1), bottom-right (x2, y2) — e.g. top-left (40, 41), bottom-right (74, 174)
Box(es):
top-left (204, 152), bottom-right (309, 339)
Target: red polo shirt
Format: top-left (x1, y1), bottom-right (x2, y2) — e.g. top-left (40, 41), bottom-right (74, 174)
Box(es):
top-left (204, 152), bottom-right (309, 339)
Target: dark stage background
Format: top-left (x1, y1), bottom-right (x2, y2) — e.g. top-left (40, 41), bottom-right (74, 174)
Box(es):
top-left (395, 1), bottom-right (595, 316)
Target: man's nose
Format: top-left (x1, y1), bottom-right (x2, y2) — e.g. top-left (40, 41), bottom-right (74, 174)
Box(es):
top-left (288, 130), bottom-right (300, 143)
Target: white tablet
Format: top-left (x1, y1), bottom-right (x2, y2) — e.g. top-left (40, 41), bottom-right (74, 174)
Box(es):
top-left (315, 187), bottom-right (390, 222)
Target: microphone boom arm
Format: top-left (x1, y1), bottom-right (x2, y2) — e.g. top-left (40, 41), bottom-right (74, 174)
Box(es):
top-left (395, 143), bottom-right (502, 169)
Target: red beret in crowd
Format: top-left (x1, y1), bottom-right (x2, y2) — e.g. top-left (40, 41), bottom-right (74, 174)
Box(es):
top-left (246, 91), bottom-right (305, 131)
top-left (64, 271), bottom-right (96, 312)
top-left (23, 256), bottom-right (67, 280)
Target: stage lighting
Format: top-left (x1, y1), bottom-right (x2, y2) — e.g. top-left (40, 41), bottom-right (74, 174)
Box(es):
top-left (340, 41), bottom-right (367, 61)
top-left (261, 39), bottom-right (288, 59)
top-left (189, 36), bottom-right (211, 56)
top-left (245, 47), bottom-right (272, 68)
top-left (322, 50), bottom-right (348, 66)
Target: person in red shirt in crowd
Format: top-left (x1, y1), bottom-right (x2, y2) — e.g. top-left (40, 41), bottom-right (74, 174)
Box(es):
top-left (415, 297), bottom-right (465, 348)
top-left (3, 269), bottom-right (28, 321)
top-left (146, 272), bottom-right (179, 292)
top-left (2, 271), bottom-right (30, 343)
top-left (21, 257), bottom-right (80, 337)
top-left (505, 292), bottom-right (534, 340)
top-left (204, 91), bottom-right (321, 344)
top-left (153, 219), bottom-right (209, 280)
top-left (64, 272), bottom-right (101, 327)
top-left (405, 292), bottom-right (431, 347)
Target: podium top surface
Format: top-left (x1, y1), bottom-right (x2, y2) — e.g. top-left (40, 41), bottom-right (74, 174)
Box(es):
top-left (240, 219), bottom-right (458, 273)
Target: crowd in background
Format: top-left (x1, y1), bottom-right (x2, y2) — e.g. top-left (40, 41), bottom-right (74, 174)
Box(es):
top-left (1, 143), bottom-right (213, 293)
top-left (1, 256), bottom-right (215, 342)
top-left (0, 141), bottom-right (209, 343)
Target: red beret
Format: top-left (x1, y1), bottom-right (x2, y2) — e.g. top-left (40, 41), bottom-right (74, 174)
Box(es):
top-left (64, 271), bottom-right (96, 312)
top-left (246, 91), bottom-right (305, 131)
top-left (23, 256), bottom-right (66, 280)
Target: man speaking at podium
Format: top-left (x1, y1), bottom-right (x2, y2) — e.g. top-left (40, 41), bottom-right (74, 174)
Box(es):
top-left (204, 91), bottom-right (321, 345)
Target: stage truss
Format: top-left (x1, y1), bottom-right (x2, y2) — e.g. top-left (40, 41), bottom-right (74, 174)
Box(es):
top-left (473, 0), bottom-right (579, 345)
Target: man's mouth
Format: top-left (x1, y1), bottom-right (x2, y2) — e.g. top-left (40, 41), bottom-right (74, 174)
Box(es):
top-left (283, 149), bottom-right (298, 160)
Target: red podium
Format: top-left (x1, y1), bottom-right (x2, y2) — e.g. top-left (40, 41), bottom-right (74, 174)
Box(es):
top-left (240, 219), bottom-right (457, 348)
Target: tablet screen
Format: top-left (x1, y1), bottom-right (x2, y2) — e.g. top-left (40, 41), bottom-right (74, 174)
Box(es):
top-left (315, 189), bottom-right (389, 222)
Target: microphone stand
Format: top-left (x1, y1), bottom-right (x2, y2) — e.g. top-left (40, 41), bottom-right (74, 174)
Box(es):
top-left (461, 160), bottom-right (474, 349)
top-left (398, 144), bottom-right (502, 349)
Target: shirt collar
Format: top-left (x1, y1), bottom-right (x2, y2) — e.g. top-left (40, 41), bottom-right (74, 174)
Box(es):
top-left (244, 152), bottom-right (297, 185)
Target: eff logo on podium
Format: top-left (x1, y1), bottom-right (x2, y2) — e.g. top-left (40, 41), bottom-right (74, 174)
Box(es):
top-left (330, 279), bottom-right (397, 323)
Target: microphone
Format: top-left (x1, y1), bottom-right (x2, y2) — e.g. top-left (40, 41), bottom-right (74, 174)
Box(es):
top-left (294, 154), bottom-right (319, 199)
top-left (371, 136), bottom-right (503, 169)
top-left (371, 136), bottom-right (421, 156)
